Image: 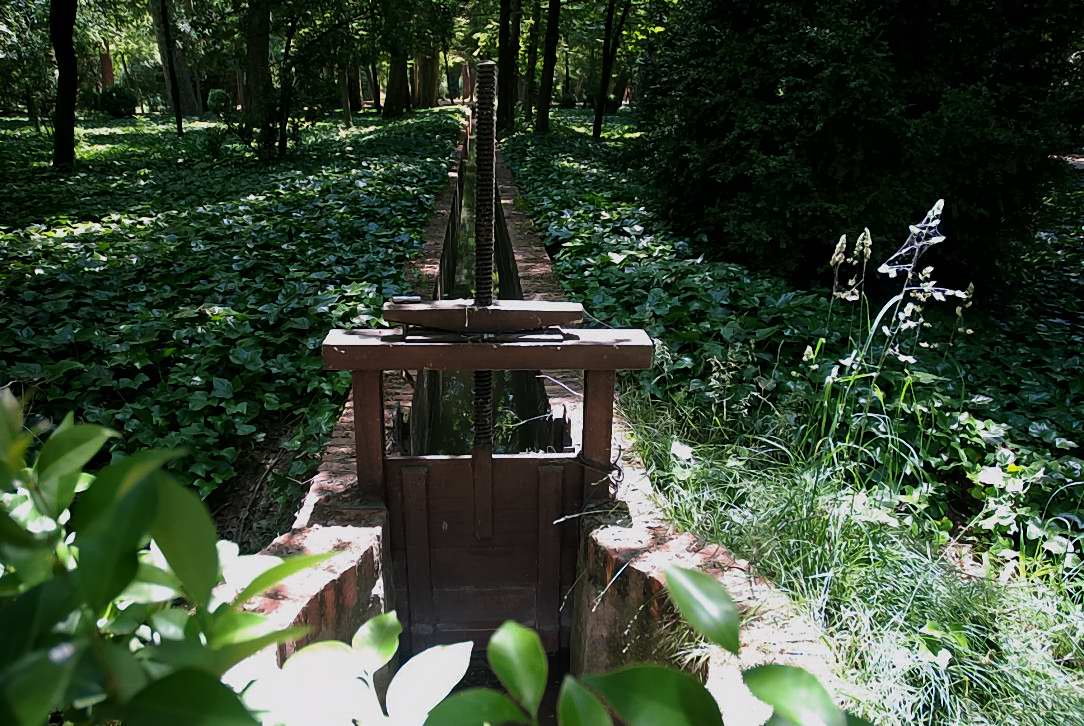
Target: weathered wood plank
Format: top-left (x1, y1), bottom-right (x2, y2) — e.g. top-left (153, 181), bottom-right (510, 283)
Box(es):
top-left (323, 328), bottom-right (653, 371)
top-left (383, 299), bottom-right (584, 332)
top-left (472, 446), bottom-right (493, 540)
top-left (430, 546), bottom-right (536, 588)
top-left (432, 586), bottom-right (536, 624)
top-left (402, 466), bottom-right (434, 628)
top-left (537, 465), bottom-right (563, 650)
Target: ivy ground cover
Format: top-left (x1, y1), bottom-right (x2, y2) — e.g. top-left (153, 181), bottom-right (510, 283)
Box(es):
top-left (504, 110), bottom-right (1084, 725)
top-left (0, 110), bottom-right (461, 536)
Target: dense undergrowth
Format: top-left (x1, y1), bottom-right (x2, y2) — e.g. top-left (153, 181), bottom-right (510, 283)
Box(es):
top-left (504, 109), bottom-right (1084, 724)
top-left (0, 110), bottom-right (461, 514)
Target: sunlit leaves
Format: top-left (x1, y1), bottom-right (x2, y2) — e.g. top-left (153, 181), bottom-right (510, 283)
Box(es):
top-left (0, 111), bottom-right (462, 502)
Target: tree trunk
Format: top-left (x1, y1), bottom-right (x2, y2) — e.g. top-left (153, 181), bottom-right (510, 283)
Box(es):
top-left (370, 62), bottom-right (382, 111)
top-left (348, 65), bottom-right (363, 111)
top-left (416, 55), bottom-right (439, 108)
top-left (384, 48), bottom-right (410, 117)
top-left (563, 52), bottom-right (573, 106)
top-left (523, 0), bottom-right (541, 121)
top-left (28, 94), bottom-right (41, 132)
top-left (592, 0), bottom-right (617, 139)
top-left (592, 0), bottom-right (631, 140)
top-left (340, 66), bottom-right (353, 127)
top-left (149, 0), bottom-right (198, 116)
top-left (497, 0), bottom-right (522, 135)
top-left (534, 0), bottom-right (560, 133)
top-left (50, 0), bottom-right (77, 170)
top-left (235, 66), bottom-right (245, 113)
top-left (443, 49), bottom-right (455, 102)
top-left (100, 42), bottom-right (115, 88)
top-left (277, 17), bottom-right (298, 155)
top-left (244, 0), bottom-right (275, 160)
top-left (157, 0), bottom-right (183, 135)
top-left (409, 58), bottom-right (419, 108)
top-left (462, 63), bottom-right (474, 102)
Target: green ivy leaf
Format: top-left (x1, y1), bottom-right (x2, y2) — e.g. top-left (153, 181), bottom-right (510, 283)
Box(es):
top-left (424, 688), bottom-right (528, 726)
top-left (557, 675), bottom-right (612, 726)
top-left (664, 566), bottom-right (740, 654)
top-left (583, 665), bottom-right (722, 726)
top-left (742, 665), bottom-right (846, 726)
top-left (487, 620), bottom-right (548, 717)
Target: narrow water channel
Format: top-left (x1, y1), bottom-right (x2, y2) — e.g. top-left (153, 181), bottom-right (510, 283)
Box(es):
top-left (407, 120), bottom-right (555, 456)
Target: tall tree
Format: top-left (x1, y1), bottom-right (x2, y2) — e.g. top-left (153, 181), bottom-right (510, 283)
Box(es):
top-left (370, 61), bottom-right (382, 111)
top-left (339, 65), bottom-right (353, 126)
top-left (277, 13), bottom-right (299, 155)
top-left (522, 0), bottom-right (541, 121)
top-left (100, 41), bottom-right (115, 88)
top-left (497, 0), bottom-right (521, 135)
top-left (244, 0), bottom-right (276, 160)
top-left (591, 0), bottom-right (630, 140)
top-left (156, 0), bottom-right (184, 135)
top-left (49, 0), bottom-right (77, 170)
top-left (148, 0), bottom-right (198, 116)
top-left (381, 0), bottom-right (411, 117)
top-left (348, 65), bottom-right (363, 111)
top-left (534, 0), bottom-right (560, 133)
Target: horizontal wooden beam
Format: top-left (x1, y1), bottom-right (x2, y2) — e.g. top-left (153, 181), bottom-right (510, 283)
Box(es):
top-left (383, 299), bottom-right (584, 333)
top-left (323, 327), bottom-right (653, 371)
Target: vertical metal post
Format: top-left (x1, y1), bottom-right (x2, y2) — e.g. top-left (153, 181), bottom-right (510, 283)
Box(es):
top-left (474, 60), bottom-right (496, 310)
top-left (472, 60), bottom-right (498, 539)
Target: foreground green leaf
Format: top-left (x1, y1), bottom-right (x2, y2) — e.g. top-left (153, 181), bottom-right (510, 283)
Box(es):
top-left (0, 641), bottom-right (83, 726)
top-left (488, 620), bottom-right (548, 716)
top-left (743, 665), bottom-right (845, 726)
top-left (557, 675), bottom-right (612, 726)
top-left (124, 668), bottom-right (258, 726)
top-left (424, 688), bottom-right (528, 726)
top-left (230, 551), bottom-right (334, 606)
top-left (664, 566), bottom-right (740, 654)
top-left (151, 473), bottom-right (219, 608)
top-left (351, 610), bottom-right (402, 671)
top-left (583, 665), bottom-right (722, 726)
